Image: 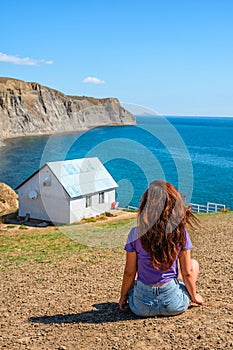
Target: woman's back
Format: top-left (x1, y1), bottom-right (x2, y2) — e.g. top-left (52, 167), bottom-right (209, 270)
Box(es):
top-left (125, 226), bottom-right (193, 285)
top-left (119, 180), bottom-right (204, 317)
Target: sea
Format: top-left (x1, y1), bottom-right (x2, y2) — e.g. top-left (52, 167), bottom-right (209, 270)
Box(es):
top-left (0, 116), bottom-right (232, 209)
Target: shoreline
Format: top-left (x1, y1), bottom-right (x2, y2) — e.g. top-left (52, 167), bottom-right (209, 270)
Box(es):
top-left (0, 121), bottom-right (136, 147)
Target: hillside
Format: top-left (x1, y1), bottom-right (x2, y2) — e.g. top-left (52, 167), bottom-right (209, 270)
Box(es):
top-left (0, 77), bottom-right (135, 141)
top-left (0, 212), bottom-right (232, 349)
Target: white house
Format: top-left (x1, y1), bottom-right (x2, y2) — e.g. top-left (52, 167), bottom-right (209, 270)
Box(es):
top-left (16, 157), bottom-right (118, 224)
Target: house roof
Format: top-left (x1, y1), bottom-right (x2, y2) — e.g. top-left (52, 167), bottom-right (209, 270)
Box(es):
top-left (16, 157), bottom-right (118, 198)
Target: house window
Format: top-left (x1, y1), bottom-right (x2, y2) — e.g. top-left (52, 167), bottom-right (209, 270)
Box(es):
top-left (86, 195), bottom-right (91, 208)
top-left (99, 192), bottom-right (105, 204)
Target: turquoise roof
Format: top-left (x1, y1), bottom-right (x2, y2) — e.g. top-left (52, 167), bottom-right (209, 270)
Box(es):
top-left (47, 157), bottom-right (118, 198)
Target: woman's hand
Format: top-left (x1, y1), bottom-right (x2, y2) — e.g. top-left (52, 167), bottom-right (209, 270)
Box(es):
top-left (191, 293), bottom-right (204, 305)
top-left (119, 295), bottom-right (128, 311)
top-left (179, 250), bottom-right (204, 306)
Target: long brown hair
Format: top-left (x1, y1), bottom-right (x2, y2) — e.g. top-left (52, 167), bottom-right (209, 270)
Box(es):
top-left (138, 180), bottom-right (197, 271)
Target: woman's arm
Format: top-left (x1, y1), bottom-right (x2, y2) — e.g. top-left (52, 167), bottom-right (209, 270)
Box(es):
top-left (179, 249), bottom-right (204, 305)
top-left (119, 251), bottom-right (137, 310)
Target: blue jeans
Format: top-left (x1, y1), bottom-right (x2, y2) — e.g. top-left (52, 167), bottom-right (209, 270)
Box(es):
top-left (128, 279), bottom-right (190, 317)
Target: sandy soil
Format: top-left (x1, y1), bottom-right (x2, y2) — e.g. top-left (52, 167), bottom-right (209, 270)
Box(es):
top-left (0, 212), bottom-right (233, 350)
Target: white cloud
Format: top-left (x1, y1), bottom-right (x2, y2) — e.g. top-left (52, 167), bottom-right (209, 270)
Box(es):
top-left (0, 52), bottom-right (53, 66)
top-left (83, 76), bottom-right (105, 84)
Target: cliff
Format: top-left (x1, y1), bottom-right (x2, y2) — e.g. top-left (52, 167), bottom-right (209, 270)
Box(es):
top-left (0, 77), bottom-right (135, 141)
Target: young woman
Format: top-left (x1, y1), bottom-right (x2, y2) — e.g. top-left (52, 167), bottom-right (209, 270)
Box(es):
top-left (119, 180), bottom-right (204, 317)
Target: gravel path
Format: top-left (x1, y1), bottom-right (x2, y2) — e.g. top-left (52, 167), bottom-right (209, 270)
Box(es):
top-left (1, 212), bottom-right (233, 349)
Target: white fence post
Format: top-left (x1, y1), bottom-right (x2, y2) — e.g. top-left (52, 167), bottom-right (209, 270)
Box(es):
top-left (190, 202), bottom-right (226, 214)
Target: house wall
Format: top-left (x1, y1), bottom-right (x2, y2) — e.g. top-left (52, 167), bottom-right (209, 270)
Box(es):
top-left (18, 166), bottom-right (117, 224)
top-left (70, 189), bottom-right (116, 222)
top-left (18, 165), bottom-right (70, 224)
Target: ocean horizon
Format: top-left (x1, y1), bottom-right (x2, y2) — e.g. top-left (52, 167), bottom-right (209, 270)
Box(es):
top-left (0, 115), bottom-right (232, 210)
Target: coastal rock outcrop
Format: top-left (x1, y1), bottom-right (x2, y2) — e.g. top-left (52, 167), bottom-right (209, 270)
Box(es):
top-left (0, 183), bottom-right (18, 216)
top-left (0, 77), bottom-right (135, 140)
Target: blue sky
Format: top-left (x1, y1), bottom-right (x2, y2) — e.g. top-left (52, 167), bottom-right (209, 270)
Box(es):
top-left (1, 0), bottom-right (233, 116)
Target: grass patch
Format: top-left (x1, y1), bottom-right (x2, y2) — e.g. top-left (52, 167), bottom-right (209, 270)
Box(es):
top-left (19, 224), bottom-right (28, 230)
top-left (79, 213), bottom-right (115, 223)
top-left (0, 216), bottom-right (137, 269)
top-left (0, 228), bottom-right (88, 269)
top-left (196, 210), bottom-right (233, 218)
top-left (81, 217), bottom-right (97, 223)
top-left (1, 211), bottom-right (232, 270)
top-left (123, 209), bottom-right (138, 213)
top-left (62, 217), bottom-right (137, 248)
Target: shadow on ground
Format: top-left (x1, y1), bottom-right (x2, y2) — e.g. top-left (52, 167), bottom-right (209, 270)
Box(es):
top-left (29, 302), bottom-right (139, 324)
top-left (29, 302), bottom-right (198, 325)
top-left (0, 211), bottom-right (52, 227)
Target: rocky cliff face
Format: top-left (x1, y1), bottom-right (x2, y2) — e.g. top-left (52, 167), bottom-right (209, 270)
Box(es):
top-left (0, 78), bottom-right (135, 141)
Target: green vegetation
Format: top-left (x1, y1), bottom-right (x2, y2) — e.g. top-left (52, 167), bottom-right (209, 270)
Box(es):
top-left (19, 224), bottom-right (28, 230)
top-left (2, 211), bottom-right (231, 270)
top-left (0, 217), bottom-right (136, 269)
top-left (122, 208), bottom-right (138, 213)
top-left (79, 212), bottom-right (116, 223)
top-left (0, 228), bottom-right (89, 268)
top-left (62, 217), bottom-right (136, 248)
top-left (196, 210), bottom-right (233, 217)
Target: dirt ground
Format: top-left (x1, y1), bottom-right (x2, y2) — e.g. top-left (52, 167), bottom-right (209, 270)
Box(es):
top-left (0, 212), bottom-right (233, 350)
